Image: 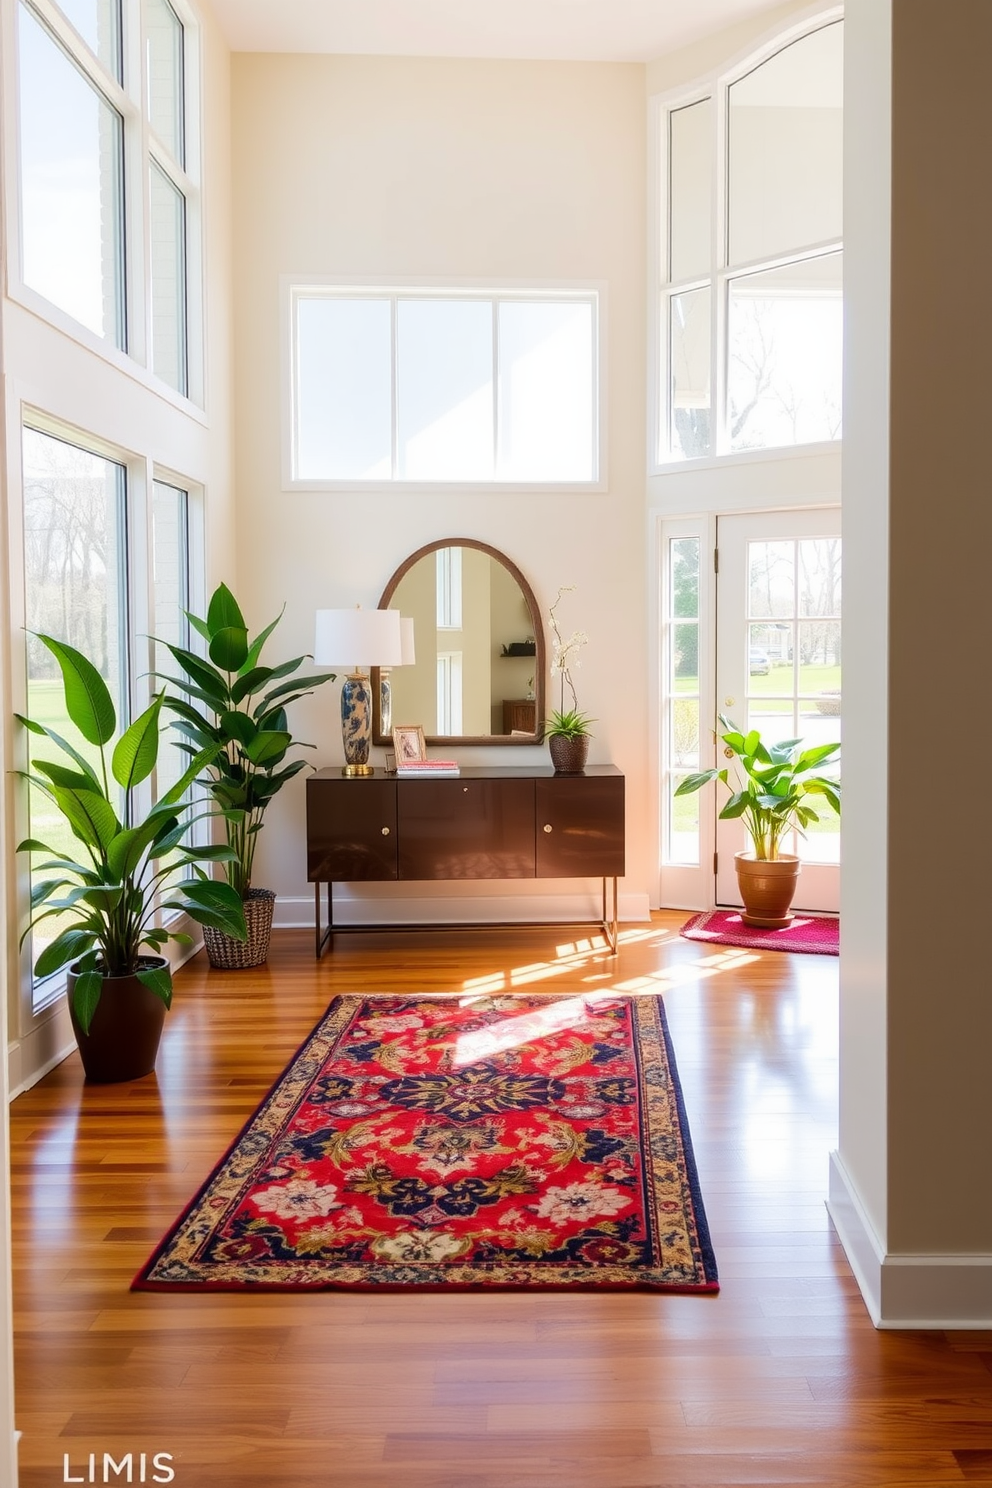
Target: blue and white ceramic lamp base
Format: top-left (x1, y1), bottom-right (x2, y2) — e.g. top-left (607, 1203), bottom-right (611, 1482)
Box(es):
top-left (341, 672), bottom-right (374, 775)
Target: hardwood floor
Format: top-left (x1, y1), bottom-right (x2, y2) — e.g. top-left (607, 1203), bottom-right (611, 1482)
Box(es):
top-left (10, 912), bottom-right (992, 1486)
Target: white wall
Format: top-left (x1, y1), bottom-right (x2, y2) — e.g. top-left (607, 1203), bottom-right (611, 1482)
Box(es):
top-left (230, 54), bottom-right (648, 920)
top-left (828, 0), bottom-right (992, 1328)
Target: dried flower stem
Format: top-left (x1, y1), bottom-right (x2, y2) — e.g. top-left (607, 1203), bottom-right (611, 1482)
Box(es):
top-left (548, 585), bottom-right (586, 715)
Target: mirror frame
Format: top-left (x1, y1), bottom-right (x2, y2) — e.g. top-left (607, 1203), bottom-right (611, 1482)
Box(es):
top-left (372, 538), bottom-right (546, 747)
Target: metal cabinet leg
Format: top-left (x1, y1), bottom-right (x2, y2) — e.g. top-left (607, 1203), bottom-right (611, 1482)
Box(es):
top-left (601, 876), bottom-right (618, 953)
top-left (314, 882), bottom-right (322, 960)
top-left (315, 882), bottom-right (335, 960)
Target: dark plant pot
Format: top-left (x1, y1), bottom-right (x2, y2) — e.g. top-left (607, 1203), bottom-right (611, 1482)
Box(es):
top-left (548, 733), bottom-right (590, 774)
top-left (734, 852), bottom-right (801, 928)
top-left (67, 957), bottom-right (169, 1084)
top-left (202, 887), bottom-right (276, 970)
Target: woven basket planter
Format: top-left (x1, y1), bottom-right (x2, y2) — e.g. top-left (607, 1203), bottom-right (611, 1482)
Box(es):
top-left (548, 733), bottom-right (590, 774)
top-left (202, 887), bottom-right (276, 970)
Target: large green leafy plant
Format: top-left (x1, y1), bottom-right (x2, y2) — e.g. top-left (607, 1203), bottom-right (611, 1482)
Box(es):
top-left (16, 636), bottom-right (247, 1033)
top-left (156, 584), bottom-right (335, 900)
top-left (675, 715), bottom-right (841, 860)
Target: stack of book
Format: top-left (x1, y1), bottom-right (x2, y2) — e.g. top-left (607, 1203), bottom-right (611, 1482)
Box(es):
top-left (394, 758), bottom-right (461, 777)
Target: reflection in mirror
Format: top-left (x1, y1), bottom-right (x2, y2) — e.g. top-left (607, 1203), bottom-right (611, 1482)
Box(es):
top-left (373, 540), bottom-right (545, 745)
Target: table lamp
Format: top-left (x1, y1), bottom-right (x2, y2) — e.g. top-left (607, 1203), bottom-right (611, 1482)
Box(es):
top-left (314, 607), bottom-right (404, 776)
top-left (379, 616), bottom-right (416, 735)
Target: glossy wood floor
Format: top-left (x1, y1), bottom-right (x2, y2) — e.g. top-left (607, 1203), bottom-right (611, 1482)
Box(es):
top-left (10, 912), bottom-right (992, 1487)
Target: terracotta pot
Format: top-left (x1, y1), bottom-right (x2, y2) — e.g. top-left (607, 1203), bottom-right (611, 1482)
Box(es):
top-left (67, 958), bottom-right (169, 1084)
top-left (734, 852), bottom-right (801, 928)
top-left (548, 734), bottom-right (590, 774)
top-left (202, 887), bottom-right (276, 970)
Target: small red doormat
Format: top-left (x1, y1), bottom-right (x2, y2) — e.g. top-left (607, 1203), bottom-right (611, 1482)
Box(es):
top-left (681, 909), bottom-right (839, 955)
top-left (133, 994), bottom-right (717, 1293)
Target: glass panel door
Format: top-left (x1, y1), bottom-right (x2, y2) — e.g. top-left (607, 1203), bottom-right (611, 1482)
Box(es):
top-left (715, 509), bottom-right (841, 913)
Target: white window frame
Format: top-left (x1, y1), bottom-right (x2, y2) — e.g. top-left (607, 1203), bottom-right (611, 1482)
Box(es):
top-left (655, 512), bottom-right (717, 911)
top-left (650, 5), bottom-right (844, 474)
top-left (8, 405), bottom-right (203, 1027)
top-left (282, 276), bottom-right (608, 493)
top-left (436, 651), bottom-right (463, 737)
top-left (1, 0), bottom-right (204, 408)
top-left (435, 545), bottom-right (462, 631)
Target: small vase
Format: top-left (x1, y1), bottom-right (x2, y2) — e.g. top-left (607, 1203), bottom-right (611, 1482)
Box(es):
top-left (548, 733), bottom-right (590, 774)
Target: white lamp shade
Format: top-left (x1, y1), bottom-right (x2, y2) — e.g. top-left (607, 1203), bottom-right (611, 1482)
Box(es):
top-left (314, 607), bottom-right (404, 668)
top-left (400, 616), bottom-right (416, 666)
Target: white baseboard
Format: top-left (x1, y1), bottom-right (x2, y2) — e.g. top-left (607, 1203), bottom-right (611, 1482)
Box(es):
top-left (7, 1000), bottom-right (77, 1101)
top-left (275, 885), bottom-right (651, 930)
top-left (828, 1150), bottom-right (992, 1328)
top-left (7, 924), bottom-right (205, 1101)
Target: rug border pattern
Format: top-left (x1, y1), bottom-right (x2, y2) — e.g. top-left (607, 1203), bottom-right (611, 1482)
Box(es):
top-left (680, 909), bottom-right (839, 955)
top-left (132, 995), bottom-right (718, 1294)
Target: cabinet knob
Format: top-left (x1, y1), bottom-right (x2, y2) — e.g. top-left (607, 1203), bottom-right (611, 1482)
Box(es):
top-left (381, 826), bottom-right (390, 836)
top-left (543, 823), bottom-right (553, 833)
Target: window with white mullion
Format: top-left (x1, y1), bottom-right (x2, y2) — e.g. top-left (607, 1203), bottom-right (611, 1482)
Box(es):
top-left (656, 15), bottom-right (843, 464)
top-left (148, 156), bottom-right (188, 394)
top-left (13, 0), bottom-right (200, 396)
top-left (143, 0), bottom-right (184, 167)
top-left (291, 285), bottom-right (600, 486)
top-left (26, 0), bottom-right (127, 97)
top-left (664, 535), bottom-right (702, 866)
top-left (18, 1), bottom-right (128, 347)
top-left (389, 296), bottom-right (399, 481)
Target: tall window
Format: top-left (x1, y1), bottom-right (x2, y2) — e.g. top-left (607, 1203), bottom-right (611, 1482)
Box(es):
top-left (291, 288), bottom-right (600, 485)
top-left (145, 0), bottom-right (189, 393)
top-left (665, 536), bottom-right (701, 865)
top-left (14, 0), bottom-right (196, 398)
top-left (660, 19), bottom-right (843, 462)
top-left (22, 428), bottom-right (127, 1008)
top-left (150, 479), bottom-right (190, 799)
top-left (18, 2), bottom-right (126, 345)
top-left (21, 426), bottom-right (194, 1011)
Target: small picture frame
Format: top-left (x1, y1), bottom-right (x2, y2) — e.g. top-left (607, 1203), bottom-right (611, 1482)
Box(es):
top-left (392, 725), bottom-right (426, 763)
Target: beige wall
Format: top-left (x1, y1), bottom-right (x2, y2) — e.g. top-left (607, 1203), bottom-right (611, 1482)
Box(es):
top-left (230, 53), bottom-right (647, 910)
top-left (833, 0), bottom-right (992, 1321)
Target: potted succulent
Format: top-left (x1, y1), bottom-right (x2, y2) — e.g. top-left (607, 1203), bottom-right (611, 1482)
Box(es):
top-left (156, 584), bottom-right (335, 969)
top-left (675, 715), bottom-right (841, 927)
top-left (16, 635), bottom-right (247, 1083)
top-left (544, 585), bottom-right (594, 773)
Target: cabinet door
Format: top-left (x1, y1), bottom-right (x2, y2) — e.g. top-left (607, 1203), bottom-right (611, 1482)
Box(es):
top-left (536, 776), bottom-right (625, 878)
top-left (306, 777), bottom-right (398, 881)
top-left (397, 778), bottom-right (536, 879)
top-left (502, 699), bottom-right (537, 734)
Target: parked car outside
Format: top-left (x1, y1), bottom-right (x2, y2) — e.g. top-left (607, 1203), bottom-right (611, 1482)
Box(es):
top-left (749, 647), bottom-right (770, 676)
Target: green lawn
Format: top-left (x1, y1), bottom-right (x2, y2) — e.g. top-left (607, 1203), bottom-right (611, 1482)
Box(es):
top-left (750, 662), bottom-right (841, 695)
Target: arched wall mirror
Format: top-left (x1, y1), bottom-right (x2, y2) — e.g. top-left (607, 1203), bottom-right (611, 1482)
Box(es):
top-left (372, 539), bottom-right (546, 746)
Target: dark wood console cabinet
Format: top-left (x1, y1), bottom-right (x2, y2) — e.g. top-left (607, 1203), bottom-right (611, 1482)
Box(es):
top-left (306, 764), bottom-right (624, 956)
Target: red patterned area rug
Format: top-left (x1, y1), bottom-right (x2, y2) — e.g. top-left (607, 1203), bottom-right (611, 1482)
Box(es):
top-left (133, 994), bottom-right (717, 1293)
top-left (681, 909), bottom-right (839, 956)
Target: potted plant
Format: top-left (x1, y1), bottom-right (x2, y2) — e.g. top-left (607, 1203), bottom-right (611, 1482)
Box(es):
top-left (156, 584), bottom-right (335, 968)
top-left (675, 715), bottom-right (841, 927)
top-left (16, 635), bottom-right (247, 1083)
top-left (544, 585), bottom-right (595, 773)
